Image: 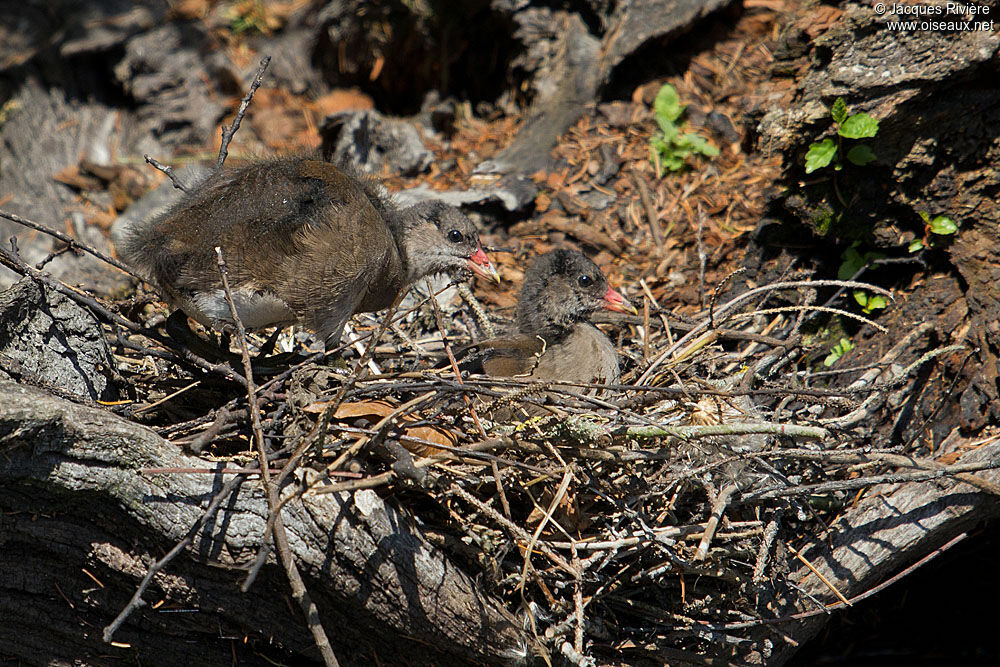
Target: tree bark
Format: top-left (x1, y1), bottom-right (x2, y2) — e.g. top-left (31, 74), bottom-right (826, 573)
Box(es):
top-left (0, 382), bottom-right (529, 666)
top-left (740, 434), bottom-right (1000, 665)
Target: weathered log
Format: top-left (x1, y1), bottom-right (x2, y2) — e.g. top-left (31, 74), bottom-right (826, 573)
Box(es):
top-left (739, 432), bottom-right (1000, 665)
top-left (480, 0), bottom-right (734, 175)
top-left (0, 382), bottom-right (530, 665)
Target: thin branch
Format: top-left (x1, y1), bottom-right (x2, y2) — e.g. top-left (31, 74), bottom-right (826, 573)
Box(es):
top-left (103, 476), bottom-right (244, 642)
top-left (0, 208), bottom-right (143, 279)
top-left (215, 246), bottom-right (340, 667)
top-left (143, 155), bottom-right (188, 192)
top-left (217, 56), bottom-right (271, 170)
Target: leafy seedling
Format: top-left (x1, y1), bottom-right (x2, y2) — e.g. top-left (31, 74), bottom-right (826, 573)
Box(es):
top-left (649, 84), bottom-right (719, 175)
top-left (839, 244), bottom-right (887, 314)
top-left (909, 211), bottom-right (959, 252)
top-left (805, 97), bottom-right (879, 174)
top-left (824, 337), bottom-right (855, 367)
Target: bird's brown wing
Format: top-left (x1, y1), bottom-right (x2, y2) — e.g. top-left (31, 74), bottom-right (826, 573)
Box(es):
top-left (473, 335), bottom-right (548, 377)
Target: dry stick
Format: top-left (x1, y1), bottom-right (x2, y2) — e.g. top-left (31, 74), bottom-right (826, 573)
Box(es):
top-left (695, 202), bottom-right (707, 310)
top-left (143, 155), bottom-right (188, 192)
top-left (742, 459), bottom-right (1000, 503)
top-left (242, 296), bottom-right (407, 588)
top-left (633, 172), bottom-right (664, 249)
top-left (694, 483), bottom-right (737, 561)
top-left (759, 447), bottom-right (1000, 497)
top-left (707, 267), bottom-right (747, 332)
top-left (699, 531), bottom-right (972, 632)
top-left (519, 467), bottom-right (575, 593)
top-left (571, 543), bottom-right (585, 657)
top-left (752, 508), bottom-right (783, 584)
top-left (538, 521), bottom-right (763, 552)
top-left (217, 56), bottom-right (271, 170)
top-left (215, 247), bottom-right (340, 667)
top-left (636, 279), bottom-right (893, 385)
top-left (457, 282), bottom-right (496, 338)
top-left (789, 543), bottom-right (851, 607)
top-left (103, 476), bottom-right (244, 642)
top-left (447, 483), bottom-right (575, 575)
top-left (0, 208), bottom-right (143, 279)
top-left (425, 278), bottom-right (513, 517)
top-left (567, 416), bottom-right (829, 442)
top-left (817, 345), bottom-right (964, 428)
top-left (311, 436), bottom-right (518, 495)
top-left (0, 241), bottom-right (247, 387)
top-left (35, 243), bottom-right (74, 270)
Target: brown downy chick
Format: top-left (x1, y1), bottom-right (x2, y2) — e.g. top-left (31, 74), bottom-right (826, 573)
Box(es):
top-left (476, 248), bottom-right (636, 394)
top-left (119, 157), bottom-right (500, 345)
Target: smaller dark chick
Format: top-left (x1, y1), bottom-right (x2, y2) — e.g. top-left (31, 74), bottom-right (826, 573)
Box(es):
top-left (474, 248), bottom-right (636, 395)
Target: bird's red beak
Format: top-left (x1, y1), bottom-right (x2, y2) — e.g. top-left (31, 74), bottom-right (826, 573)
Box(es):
top-left (466, 247), bottom-right (501, 284)
top-left (603, 286), bottom-right (638, 315)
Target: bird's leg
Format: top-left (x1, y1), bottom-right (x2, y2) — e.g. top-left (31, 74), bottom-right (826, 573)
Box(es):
top-left (165, 310), bottom-right (230, 362)
top-left (256, 327), bottom-right (282, 356)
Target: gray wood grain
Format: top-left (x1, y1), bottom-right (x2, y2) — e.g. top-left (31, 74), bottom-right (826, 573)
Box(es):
top-left (0, 382), bottom-right (529, 666)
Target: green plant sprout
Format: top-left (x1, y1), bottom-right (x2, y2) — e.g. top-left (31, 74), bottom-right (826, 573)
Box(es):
top-left (908, 211), bottom-right (958, 252)
top-left (649, 84), bottom-right (719, 175)
top-left (838, 243), bottom-right (887, 314)
top-left (824, 337), bottom-right (855, 367)
top-left (804, 97), bottom-right (879, 174)
top-left (229, 0), bottom-right (275, 35)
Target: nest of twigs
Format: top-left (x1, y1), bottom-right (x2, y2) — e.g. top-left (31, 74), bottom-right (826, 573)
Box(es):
top-left (80, 256), bottom-right (961, 664)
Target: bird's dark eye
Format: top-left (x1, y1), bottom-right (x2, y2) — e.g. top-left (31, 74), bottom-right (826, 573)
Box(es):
top-left (578, 274), bottom-right (593, 288)
top-left (448, 229), bottom-right (463, 243)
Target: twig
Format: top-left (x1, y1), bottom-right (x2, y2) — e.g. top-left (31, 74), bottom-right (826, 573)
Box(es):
top-left (636, 279), bottom-right (894, 385)
top-left (103, 476), bottom-right (244, 642)
top-left (217, 56), bottom-right (271, 170)
top-left (143, 155), bottom-right (188, 192)
top-left (519, 467), bottom-right (575, 591)
top-left (0, 208), bottom-right (143, 279)
top-left (215, 247), bottom-right (340, 667)
top-left (741, 458), bottom-right (1000, 503)
top-left (695, 202), bottom-right (706, 309)
top-left (707, 532), bottom-right (970, 631)
top-left (694, 483), bottom-right (737, 561)
top-left (633, 172), bottom-right (664, 249)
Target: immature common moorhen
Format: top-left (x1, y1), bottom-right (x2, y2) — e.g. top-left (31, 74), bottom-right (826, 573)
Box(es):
top-left (119, 157), bottom-right (500, 345)
top-left (473, 248), bottom-right (635, 409)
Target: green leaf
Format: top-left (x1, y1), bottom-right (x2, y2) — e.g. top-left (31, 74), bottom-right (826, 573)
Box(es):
top-left (839, 245), bottom-right (885, 280)
top-left (680, 132), bottom-right (720, 157)
top-left (824, 337), bottom-right (854, 367)
top-left (929, 215), bottom-right (958, 235)
top-left (805, 138), bottom-right (838, 173)
top-left (908, 239), bottom-right (925, 253)
top-left (853, 290), bottom-right (887, 313)
top-left (831, 97), bottom-right (848, 126)
top-left (838, 113), bottom-right (879, 139)
top-left (838, 246), bottom-right (865, 280)
top-left (846, 144), bottom-right (876, 166)
top-left (657, 117), bottom-right (679, 139)
top-left (918, 210), bottom-right (931, 224)
top-left (866, 294), bottom-right (887, 311)
top-left (653, 84), bottom-right (684, 124)
top-left (661, 153), bottom-right (687, 172)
